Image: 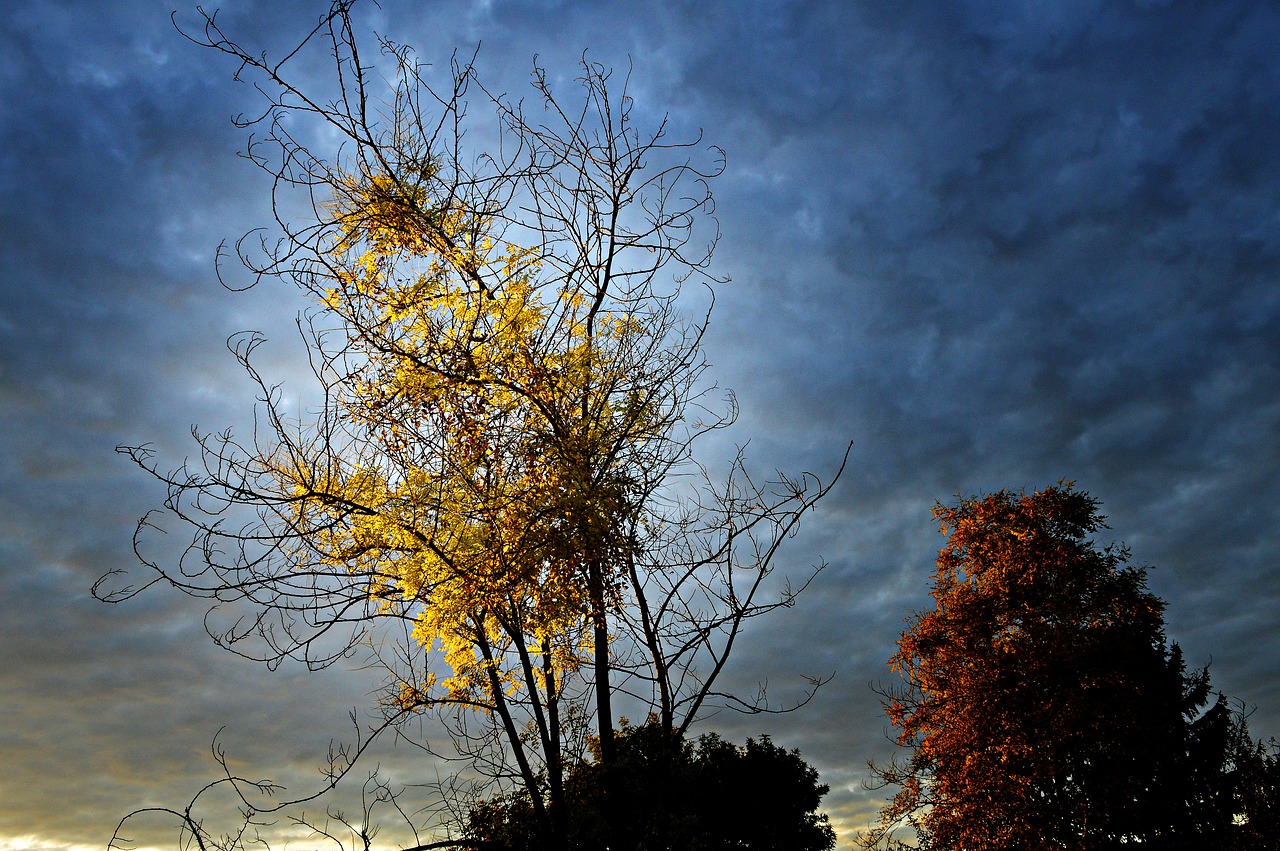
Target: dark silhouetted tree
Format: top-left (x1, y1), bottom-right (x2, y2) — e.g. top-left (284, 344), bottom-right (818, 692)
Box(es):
top-left (466, 721), bottom-right (836, 851)
top-left (1232, 729), bottom-right (1280, 847)
top-left (859, 482), bottom-right (1268, 850)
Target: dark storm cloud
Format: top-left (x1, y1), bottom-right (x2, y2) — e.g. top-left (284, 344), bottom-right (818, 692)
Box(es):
top-left (2, 0), bottom-right (1279, 845)
top-left (626, 0), bottom-right (1280, 822)
top-left (666, 0), bottom-right (1280, 512)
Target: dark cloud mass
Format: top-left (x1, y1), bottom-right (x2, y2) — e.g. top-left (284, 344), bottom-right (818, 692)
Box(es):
top-left (2, 0), bottom-right (1279, 846)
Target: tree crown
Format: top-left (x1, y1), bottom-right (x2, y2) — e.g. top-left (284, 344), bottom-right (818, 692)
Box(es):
top-left (862, 482), bottom-right (1256, 851)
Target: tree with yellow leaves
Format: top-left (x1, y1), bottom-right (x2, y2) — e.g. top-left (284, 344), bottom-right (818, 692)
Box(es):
top-left (98, 4), bottom-right (845, 850)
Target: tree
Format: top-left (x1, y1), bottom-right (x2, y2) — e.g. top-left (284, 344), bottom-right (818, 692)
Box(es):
top-left (97, 4), bottom-right (845, 850)
top-left (1231, 729), bottom-right (1280, 847)
top-left (465, 721), bottom-right (837, 851)
top-left (859, 482), bottom-right (1260, 850)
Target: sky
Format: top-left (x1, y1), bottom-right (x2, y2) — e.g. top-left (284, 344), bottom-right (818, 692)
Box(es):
top-left (2, 0), bottom-right (1280, 848)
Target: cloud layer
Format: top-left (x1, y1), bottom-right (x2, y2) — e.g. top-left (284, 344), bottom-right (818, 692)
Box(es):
top-left (3, 0), bottom-right (1279, 845)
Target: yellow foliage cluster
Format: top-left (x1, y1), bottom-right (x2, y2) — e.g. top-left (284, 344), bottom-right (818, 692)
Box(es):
top-left (283, 164), bottom-right (660, 709)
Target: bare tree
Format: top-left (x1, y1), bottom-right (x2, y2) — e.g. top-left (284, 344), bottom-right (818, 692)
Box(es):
top-left (99, 4), bottom-right (847, 849)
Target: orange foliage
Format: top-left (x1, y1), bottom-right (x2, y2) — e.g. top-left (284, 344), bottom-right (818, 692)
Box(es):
top-left (862, 483), bottom-right (1196, 850)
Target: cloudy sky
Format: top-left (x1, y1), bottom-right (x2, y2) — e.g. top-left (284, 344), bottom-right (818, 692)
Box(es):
top-left (3, 0), bottom-right (1280, 848)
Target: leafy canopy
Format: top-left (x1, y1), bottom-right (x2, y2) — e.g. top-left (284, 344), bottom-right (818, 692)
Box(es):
top-left (466, 721), bottom-right (837, 851)
top-left (861, 483), bottom-right (1264, 850)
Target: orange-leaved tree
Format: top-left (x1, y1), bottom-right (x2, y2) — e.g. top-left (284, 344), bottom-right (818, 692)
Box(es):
top-left (860, 482), bottom-right (1255, 850)
top-left (97, 4), bottom-right (846, 851)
